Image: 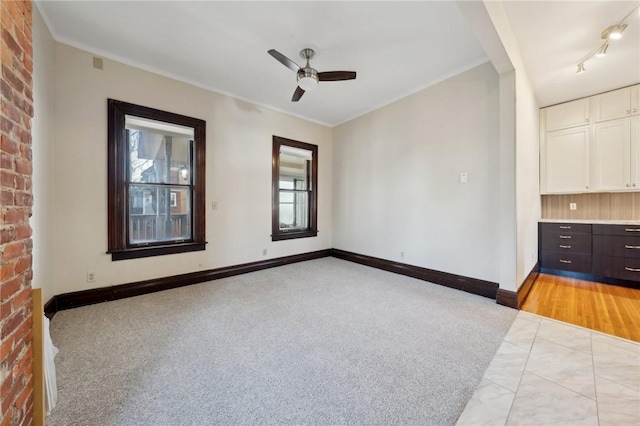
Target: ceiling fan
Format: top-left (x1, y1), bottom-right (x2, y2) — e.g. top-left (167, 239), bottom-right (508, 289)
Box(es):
top-left (268, 48), bottom-right (356, 102)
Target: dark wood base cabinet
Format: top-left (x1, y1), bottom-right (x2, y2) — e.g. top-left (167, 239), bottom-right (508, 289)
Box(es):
top-left (540, 222), bottom-right (640, 288)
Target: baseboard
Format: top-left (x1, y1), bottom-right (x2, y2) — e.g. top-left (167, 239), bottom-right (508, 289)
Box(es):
top-left (517, 262), bottom-right (539, 308)
top-left (330, 248), bottom-right (499, 299)
top-left (495, 263), bottom-right (541, 309)
top-left (45, 249), bottom-right (331, 318)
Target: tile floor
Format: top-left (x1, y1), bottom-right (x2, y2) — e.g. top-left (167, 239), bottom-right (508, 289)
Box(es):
top-left (457, 311), bottom-right (640, 426)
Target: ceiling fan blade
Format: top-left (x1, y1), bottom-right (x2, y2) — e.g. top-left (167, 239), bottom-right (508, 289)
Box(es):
top-left (292, 86), bottom-right (305, 102)
top-left (268, 49), bottom-right (300, 73)
top-left (318, 71), bottom-right (357, 81)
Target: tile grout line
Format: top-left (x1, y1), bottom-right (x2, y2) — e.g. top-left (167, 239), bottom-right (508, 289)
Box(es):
top-left (503, 313), bottom-right (541, 426)
top-left (590, 332), bottom-right (602, 426)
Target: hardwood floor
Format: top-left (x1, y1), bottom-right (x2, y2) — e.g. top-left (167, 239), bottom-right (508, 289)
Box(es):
top-left (522, 273), bottom-right (640, 342)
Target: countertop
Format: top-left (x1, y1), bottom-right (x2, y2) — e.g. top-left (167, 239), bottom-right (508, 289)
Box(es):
top-left (539, 219), bottom-right (640, 225)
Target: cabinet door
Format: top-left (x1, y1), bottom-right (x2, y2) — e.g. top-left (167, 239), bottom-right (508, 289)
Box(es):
top-left (632, 115), bottom-right (640, 189)
top-left (544, 98), bottom-right (591, 131)
top-left (542, 126), bottom-right (590, 193)
top-left (592, 118), bottom-right (631, 191)
top-left (594, 87), bottom-right (631, 122)
top-left (631, 84), bottom-right (640, 116)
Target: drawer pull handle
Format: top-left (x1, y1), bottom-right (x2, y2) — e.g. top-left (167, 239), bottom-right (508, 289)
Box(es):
top-left (559, 245), bottom-right (572, 249)
top-left (625, 245), bottom-right (640, 249)
top-left (559, 259), bottom-right (572, 264)
top-left (559, 226), bottom-right (571, 229)
top-left (559, 235), bottom-right (572, 239)
top-left (625, 267), bottom-right (640, 272)
top-left (625, 228), bottom-right (640, 232)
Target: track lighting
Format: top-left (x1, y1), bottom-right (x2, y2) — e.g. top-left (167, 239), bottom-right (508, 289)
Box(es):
top-left (576, 6), bottom-right (637, 74)
top-left (595, 43), bottom-right (608, 57)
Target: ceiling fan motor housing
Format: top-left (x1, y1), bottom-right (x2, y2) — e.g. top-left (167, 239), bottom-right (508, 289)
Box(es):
top-left (297, 68), bottom-right (319, 90)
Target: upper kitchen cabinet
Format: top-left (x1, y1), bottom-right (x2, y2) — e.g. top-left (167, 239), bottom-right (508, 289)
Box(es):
top-left (541, 126), bottom-right (590, 194)
top-left (593, 84), bottom-right (640, 123)
top-left (544, 98), bottom-right (591, 132)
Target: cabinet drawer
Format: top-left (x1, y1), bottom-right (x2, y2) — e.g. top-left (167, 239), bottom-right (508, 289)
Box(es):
top-left (540, 223), bottom-right (591, 234)
top-left (593, 235), bottom-right (640, 258)
top-left (541, 232), bottom-right (591, 253)
top-left (593, 256), bottom-right (640, 282)
top-left (593, 224), bottom-right (640, 236)
top-left (541, 251), bottom-right (592, 273)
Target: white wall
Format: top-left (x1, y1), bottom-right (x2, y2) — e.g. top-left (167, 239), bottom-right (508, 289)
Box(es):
top-left (32, 6), bottom-right (56, 302)
top-left (51, 43), bottom-right (332, 296)
top-left (482, 1), bottom-right (541, 288)
top-left (333, 62), bottom-right (500, 283)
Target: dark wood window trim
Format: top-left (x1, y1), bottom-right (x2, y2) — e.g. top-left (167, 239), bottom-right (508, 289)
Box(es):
top-left (107, 99), bottom-right (207, 260)
top-left (272, 136), bottom-right (318, 241)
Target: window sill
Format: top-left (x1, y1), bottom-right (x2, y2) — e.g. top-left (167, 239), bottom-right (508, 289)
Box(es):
top-left (108, 241), bottom-right (207, 261)
top-left (271, 230), bottom-right (318, 241)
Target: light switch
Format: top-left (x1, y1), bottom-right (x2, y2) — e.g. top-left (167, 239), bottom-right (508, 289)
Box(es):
top-left (459, 173), bottom-right (468, 184)
top-left (569, 203), bottom-right (577, 211)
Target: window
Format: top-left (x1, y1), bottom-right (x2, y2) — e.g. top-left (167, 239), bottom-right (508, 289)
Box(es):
top-left (272, 136), bottom-right (318, 241)
top-left (107, 99), bottom-right (206, 260)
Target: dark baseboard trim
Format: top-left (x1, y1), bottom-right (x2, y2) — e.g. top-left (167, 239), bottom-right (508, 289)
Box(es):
top-left (539, 268), bottom-right (640, 290)
top-left (496, 263), bottom-right (541, 309)
top-left (496, 289), bottom-right (517, 309)
top-left (45, 249), bottom-right (331, 318)
top-left (517, 262), bottom-right (539, 308)
top-left (330, 248), bottom-right (499, 299)
top-left (44, 297), bottom-right (57, 319)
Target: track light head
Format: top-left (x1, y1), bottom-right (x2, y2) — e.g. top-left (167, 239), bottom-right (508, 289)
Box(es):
top-left (601, 23), bottom-right (627, 40)
top-left (595, 43), bottom-right (609, 57)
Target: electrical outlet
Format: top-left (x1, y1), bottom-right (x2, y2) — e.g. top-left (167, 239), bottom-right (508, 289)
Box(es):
top-left (459, 173), bottom-right (468, 184)
top-left (569, 203), bottom-right (577, 211)
top-left (86, 272), bottom-right (95, 283)
top-left (212, 201), bottom-right (218, 210)
top-left (262, 248), bottom-right (267, 256)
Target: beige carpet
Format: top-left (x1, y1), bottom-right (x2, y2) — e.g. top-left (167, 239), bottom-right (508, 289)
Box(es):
top-left (48, 257), bottom-right (516, 425)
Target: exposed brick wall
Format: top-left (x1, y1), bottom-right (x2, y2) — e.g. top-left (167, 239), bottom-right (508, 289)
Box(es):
top-left (1, 1), bottom-right (34, 425)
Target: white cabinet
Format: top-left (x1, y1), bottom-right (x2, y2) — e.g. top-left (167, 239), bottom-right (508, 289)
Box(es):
top-left (592, 118), bottom-right (631, 191)
top-left (594, 84), bottom-right (640, 122)
top-left (632, 85), bottom-right (640, 116)
top-left (632, 116), bottom-right (640, 189)
top-left (541, 126), bottom-right (590, 194)
top-left (545, 98), bottom-right (591, 131)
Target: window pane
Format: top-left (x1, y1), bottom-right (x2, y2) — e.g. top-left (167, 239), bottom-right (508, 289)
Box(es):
top-left (279, 152), bottom-right (309, 190)
top-left (279, 191), bottom-right (308, 230)
top-left (127, 117), bottom-right (192, 185)
top-left (129, 185), bottom-right (191, 244)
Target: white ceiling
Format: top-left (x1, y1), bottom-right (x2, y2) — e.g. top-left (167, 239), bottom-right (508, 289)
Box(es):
top-left (503, 1), bottom-right (640, 108)
top-left (36, 1), bottom-right (640, 125)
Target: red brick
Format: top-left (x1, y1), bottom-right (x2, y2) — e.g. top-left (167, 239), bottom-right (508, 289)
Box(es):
top-left (0, 227), bottom-right (13, 244)
top-left (0, 275), bottom-right (22, 300)
top-left (1, 189), bottom-right (13, 205)
top-left (0, 79), bottom-right (12, 102)
top-left (1, 65), bottom-right (23, 93)
top-left (14, 158), bottom-right (29, 174)
top-left (0, 152), bottom-right (11, 169)
top-left (12, 225), bottom-right (29, 239)
top-left (0, 169), bottom-right (14, 187)
top-left (1, 310), bottom-right (24, 338)
top-left (0, 131), bottom-right (17, 153)
top-left (3, 207), bottom-right (26, 224)
top-left (0, 366), bottom-right (12, 400)
top-left (1, 28), bottom-right (22, 59)
top-left (13, 315), bottom-right (32, 347)
top-left (14, 192), bottom-right (31, 206)
top-left (1, 371), bottom-right (23, 415)
top-left (1, 240), bottom-right (23, 261)
top-left (13, 255), bottom-right (30, 275)
top-left (0, 261), bottom-right (15, 280)
top-left (13, 173), bottom-right (22, 189)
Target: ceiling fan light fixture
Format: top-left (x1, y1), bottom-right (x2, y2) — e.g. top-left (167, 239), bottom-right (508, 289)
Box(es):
top-left (576, 63), bottom-right (586, 74)
top-left (297, 69), bottom-right (319, 91)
